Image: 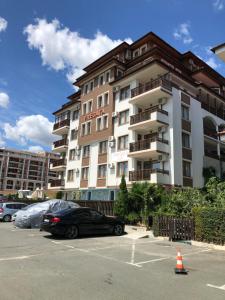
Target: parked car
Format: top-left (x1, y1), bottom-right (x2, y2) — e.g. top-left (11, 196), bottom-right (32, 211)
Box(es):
top-left (41, 207), bottom-right (125, 239)
top-left (14, 199), bottom-right (79, 228)
top-left (0, 202), bottom-right (27, 222)
top-left (0, 196), bottom-right (9, 203)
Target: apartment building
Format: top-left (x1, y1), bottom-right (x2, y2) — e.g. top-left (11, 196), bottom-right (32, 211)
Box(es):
top-left (51, 32), bottom-right (225, 201)
top-left (0, 148), bottom-right (59, 194)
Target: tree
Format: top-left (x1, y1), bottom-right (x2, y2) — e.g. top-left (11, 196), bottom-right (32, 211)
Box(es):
top-left (114, 175), bottom-right (128, 217)
top-left (56, 191), bottom-right (63, 199)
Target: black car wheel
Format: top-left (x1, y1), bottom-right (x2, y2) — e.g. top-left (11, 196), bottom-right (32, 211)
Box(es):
top-left (3, 214), bottom-right (11, 222)
top-left (114, 224), bottom-right (124, 236)
top-left (65, 225), bottom-right (78, 239)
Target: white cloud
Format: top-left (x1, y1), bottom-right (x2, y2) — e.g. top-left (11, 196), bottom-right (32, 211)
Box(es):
top-left (24, 18), bottom-right (132, 84)
top-left (3, 114), bottom-right (55, 147)
top-left (0, 133), bottom-right (5, 147)
top-left (205, 57), bottom-right (220, 69)
top-left (27, 145), bottom-right (44, 153)
top-left (213, 0), bottom-right (224, 11)
top-left (173, 22), bottom-right (193, 44)
top-left (0, 92), bottom-right (9, 108)
top-left (0, 17), bottom-right (7, 32)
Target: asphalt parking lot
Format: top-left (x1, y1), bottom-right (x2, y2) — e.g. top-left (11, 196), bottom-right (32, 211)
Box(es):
top-left (0, 223), bottom-right (225, 300)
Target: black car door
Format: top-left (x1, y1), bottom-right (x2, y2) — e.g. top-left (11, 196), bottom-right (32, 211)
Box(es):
top-left (73, 210), bottom-right (93, 235)
top-left (89, 209), bottom-right (111, 234)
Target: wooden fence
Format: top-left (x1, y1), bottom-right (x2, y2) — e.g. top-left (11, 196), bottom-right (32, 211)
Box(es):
top-left (153, 216), bottom-right (195, 241)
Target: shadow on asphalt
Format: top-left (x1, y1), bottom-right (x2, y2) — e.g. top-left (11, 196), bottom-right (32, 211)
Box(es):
top-left (42, 231), bottom-right (128, 241)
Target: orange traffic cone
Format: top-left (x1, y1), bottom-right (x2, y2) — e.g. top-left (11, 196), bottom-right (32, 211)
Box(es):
top-left (174, 250), bottom-right (188, 274)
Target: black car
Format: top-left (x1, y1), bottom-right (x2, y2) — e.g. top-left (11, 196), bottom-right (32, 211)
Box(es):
top-left (41, 207), bottom-right (125, 239)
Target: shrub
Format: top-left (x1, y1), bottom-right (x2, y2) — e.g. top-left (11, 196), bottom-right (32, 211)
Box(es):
top-left (114, 175), bottom-right (128, 217)
top-left (193, 207), bottom-right (225, 245)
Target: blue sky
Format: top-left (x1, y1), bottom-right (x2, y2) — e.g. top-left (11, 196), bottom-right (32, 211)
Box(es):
top-left (0, 0), bottom-right (225, 152)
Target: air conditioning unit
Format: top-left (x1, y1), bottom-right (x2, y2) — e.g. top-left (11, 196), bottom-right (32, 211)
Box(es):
top-left (108, 163), bottom-right (115, 169)
top-left (158, 154), bottom-right (168, 161)
top-left (75, 168), bottom-right (80, 173)
top-left (109, 136), bottom-right (115, 142)
top-left (158, 126), bottom-right (167, 133)
top-left (113, 86), bottom-right (120, 92)
top-left (158, 98), bottom-right (167, 105)
top-left (74, 126), bottom-right (78, 131)
top-left (75, 145), bottom-right (81, 151)
top-left (112, 112), bottom-right (118, 118)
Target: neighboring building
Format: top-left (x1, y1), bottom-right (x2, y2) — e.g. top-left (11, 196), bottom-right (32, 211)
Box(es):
top-left (212, 43), bottom-right (225, 63)
top-left (0, 148), bottom-right (59, 194)
top-left (50, 31), bottom-right (225, 201)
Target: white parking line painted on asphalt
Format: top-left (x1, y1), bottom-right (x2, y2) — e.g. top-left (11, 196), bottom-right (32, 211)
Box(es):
top-left (0, 254), bottom-right (39, 262)
top-left (135, 256), bottom-right (171, 266)
top-left (207, 284), bottom-right (225, 291)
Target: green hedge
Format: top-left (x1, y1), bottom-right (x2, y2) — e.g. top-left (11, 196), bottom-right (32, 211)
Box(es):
top-left (193, 207), bottom-right (225, 245)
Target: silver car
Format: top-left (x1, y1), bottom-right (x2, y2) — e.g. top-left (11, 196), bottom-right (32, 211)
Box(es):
top-left (0, 202), bottom-right (27, 222)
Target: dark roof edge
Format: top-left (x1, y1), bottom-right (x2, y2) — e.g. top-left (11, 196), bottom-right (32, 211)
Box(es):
top-left (211, 42), bottom-right (225, 53)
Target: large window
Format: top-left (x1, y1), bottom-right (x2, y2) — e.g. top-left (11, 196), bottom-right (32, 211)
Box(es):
top-left (81, 167), bottom-right (89, 180)
top-left (83, 145), bottom-right (90, 158)
top-left (70, 129), bottom-right (78, 140)
top-left (119, 110), bottom-right (129, 125)
top-left (72, 110), bottom-right (79, 121)
top-left (120, 86), bottom-right (130, 101)
top-left (117, 161), bottom-right (128, 177)
top-left (82, 100), bottom-right (92, 115)
top-left (98, 164), bottom-right (107, 178)
top-left (97, 92), bottom-right (109, 108)
top-left (69, 149), bottom-right (76, 160)
top-left (67, 170), bottom-right (74, 182)
top-left (99, 140), bottom-right (108, 154)
top-left (96, 115), bottom-right (108, 131)
top-left (183, 161), bottom-right (191, 177)
top-left (81, 122), bottom-right (91, 136)
top-left (182, 132), bottom-right (190, 148)
top-left (182, 105), bottom-right (189, 121)
top-left (118, 135), bottom-right (129, 150)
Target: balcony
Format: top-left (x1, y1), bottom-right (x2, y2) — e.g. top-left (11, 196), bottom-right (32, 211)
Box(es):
top-left (49, 179), bottom-right (65, 189)
top-left (129, 77), bottom-right (172, 107)
top-left (53, 119), bottom-right (70, 135)
top-left (129, 107), bottom-right (168, 132)
top-left (52, 138), bottom-right (68, 153)
top-left (128, 137), bottom-right (169, 159)
top-left (204, 128), bottom-right (218, 140)
top-left (129, 169), bottom-right (169, 184)
top-left (50, 159), bottom-right (66, 171)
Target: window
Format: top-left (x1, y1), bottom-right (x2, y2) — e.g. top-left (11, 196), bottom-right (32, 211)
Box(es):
top-left (90, 81), bottom-right (94, 91)
top-left (67, 170), bottom-right (74, 182)
top-left (98, 164), bottom-right (107, 178)
top-left (83, 145), bottom-right (90, 158)
top-left (83, 103), bottom-right (87, 115)
top-left (84, 84), bottom-right (88, 94)
top-left (119, 110), bottom-right (129, 125)
top-left (103, 115), bottom-right (108, 129)
top-left (96, 115), bottom-right (108, 131)
top-left (99, 75), bottom-right (104, 86)
top-left (96, 117), bottom-right (101, 131)
top-left (182, 132), bottom-right (190, 148)
top-left (133, 50), bottom-right (139, 58)
top-left (69, 149), bottom-right (76, 160)
top-left (70, 129), bottom-right (78, 140)
top-left (120, 86), bottom-right (130, 101)
top-left (81, 124), bottom-right (85, 136)
top-left (117, 161), bottom-right (128, 177)
top-left (105, 72), bottom-right (110, 83)
top-left (72, 110), bottom-right (79, 121)
top-left (90, 209), bottom-right (102, 218)
top-left (183, 161), bottom-right (191, 177)
top-left (98, 95), bottom-right (103, 108)
top-left (140, 45), bottom-right (147, 54)
top-left (118, 135), bottom-right (129, 150)
top-left (87, 121), bottom-right (91, 135)
top-left (81, 167), bottom-right (89, 180)
top-left (99, 140), bottom-right (108, 154)
top-left (104, 93), bottom-right (109, 106)
top-left (88, 101), bottom-right (92, 113)
top-left (98, 93), bottom-right (109, 108)
top-left (182, 105), bottom-right (189, 121)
